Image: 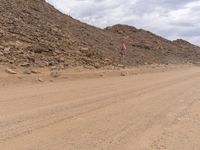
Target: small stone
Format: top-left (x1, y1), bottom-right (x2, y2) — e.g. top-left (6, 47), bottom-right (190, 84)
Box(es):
top-left (39, 64), bottom-right (45, 68)
top-left (10, 66), bottom-right (16, 69)
top-left (38, 77), bottom-right (44, 82)
top-left (94, 63), bottom-right (101, 69)
top-left (62, 76), bottom-right (69, 79)
top-left (50, 66), bottom-right (58, 70)
top-left (4, 47), bottom-right (10, 54)
top-left (8, 60), bottom-right (14, 64)
top-left (23, 70), bottom-right (31, 75)
top-left (59, 57), bottom-right (65, 62)
top-left (100, 73), bottom-right (104, 77)
top-left (118, 64), bottom-right (124, 67)
top-left (50, 70), bottom-right (60, 78)
top-left (20, 62), bottom-right (30, 67)
top-left (80, 47), bottom-right (89, 51)
top-left (64, 62), bottom-right (69, 67)
top-left (31, 69), bottom-right (39, 74)
top-left (58, 64), bottom-right (64, 69)
top-left (121, 72), bottom-right (126, 76)
top-left (18, 76), bottom-right (23, 79)
top-left (55, 50), bottom-right (61, 54)
top-left (5, 68), bottom-right (17, 74)
top-left (105, 58), bottom-right (110, 62)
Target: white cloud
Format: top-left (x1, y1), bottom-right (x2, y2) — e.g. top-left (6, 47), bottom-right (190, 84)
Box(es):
top-left (46, 0), bottom-right (200, 45)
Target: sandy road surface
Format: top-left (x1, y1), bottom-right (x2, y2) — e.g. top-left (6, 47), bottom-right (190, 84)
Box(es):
top-left (1, 66), bottom-right (200, 150)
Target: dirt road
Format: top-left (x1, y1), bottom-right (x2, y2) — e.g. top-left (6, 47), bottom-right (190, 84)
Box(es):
top-left (1, 66), bottom-right (200, 150)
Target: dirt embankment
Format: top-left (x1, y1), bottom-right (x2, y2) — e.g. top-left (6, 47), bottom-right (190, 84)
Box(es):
top-left (0, 64), bottom-right (193, 85)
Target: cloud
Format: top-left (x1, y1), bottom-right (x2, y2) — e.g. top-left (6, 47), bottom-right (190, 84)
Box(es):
top-left (46, 0), bottom-right (200, 45)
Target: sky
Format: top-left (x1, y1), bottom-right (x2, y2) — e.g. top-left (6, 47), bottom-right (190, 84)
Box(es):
top-left (46, 0), bottom-right (200, 45)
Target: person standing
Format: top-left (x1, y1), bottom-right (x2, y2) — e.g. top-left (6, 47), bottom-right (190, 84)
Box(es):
top-left (119, 43), bottom-right (127, 64)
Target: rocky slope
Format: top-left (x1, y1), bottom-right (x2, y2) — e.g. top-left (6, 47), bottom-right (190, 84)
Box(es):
top-left (105, 25), bottom-right (200, 65)
top-left (0, 0), bottom-right (200, 68)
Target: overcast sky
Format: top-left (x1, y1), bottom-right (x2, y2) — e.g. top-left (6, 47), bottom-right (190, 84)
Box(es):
top-left (46, 0), bottom-right (200, 45)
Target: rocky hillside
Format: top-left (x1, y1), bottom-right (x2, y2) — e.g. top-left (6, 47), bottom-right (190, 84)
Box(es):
top-left (0, 0), bottom-right (200, 68)
top-left (0, 0), bottom-right (115, 68)
top-left (105, 25), bottom-right (200, 65)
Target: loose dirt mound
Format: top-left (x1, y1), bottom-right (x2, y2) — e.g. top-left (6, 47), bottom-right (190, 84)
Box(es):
top-left (0, 0), bottom-right (200, 68)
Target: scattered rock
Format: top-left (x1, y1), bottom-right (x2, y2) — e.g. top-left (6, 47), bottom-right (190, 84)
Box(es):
top-left (55, 50), bottom-right (61, 54)
top-left (64, 62), bottom-right (69, 67)
top-left (80, 47), bottom-right (89, 52)
top-left (84, 65), bottom-right (95, 70)
top-left (4, 47), bottom-right (10, 54)
top-left (50, 70), bottom-right (60, 78)
top-left (58, 64), bottom-right (65, 69)
top-left (100, 73), bottom-right (104, 77)
top-left (62, 76), bottom-right (69, 80)
top-left (50, 66), bottom-right (58, 70)
top-left (34, 45), bottom-right (45, 53)
top-left (18, 76), bottom-right (23, 79)
top-left (0, 45), bottom-right (4, 49)
top-left (5, 68), bottom-right (17, 74)
top-left (105, 58), bottom-right (110, 62)
top-left (23, 69), bottom-right (32, 75)
top-left (120, 72), bottom-right (126, 76)
top-left (118, 64), bottom-right (124, 67)
top-left (31, 69), bottom-right (39, 74)
top-left (59, 57), bottom-right (65, 62)
top-left (9, 66), bottom-right (16, 69)
top-left (38, 64), bottom-right (45, 68)
top-left (94, 63), bottom-right (101, 69)
top-left (8, 59), bottom-right (14, 64)
top-left (37, 77), bottom-right (44, 82)
top-left (20, 62), bottom-right (30, 67)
